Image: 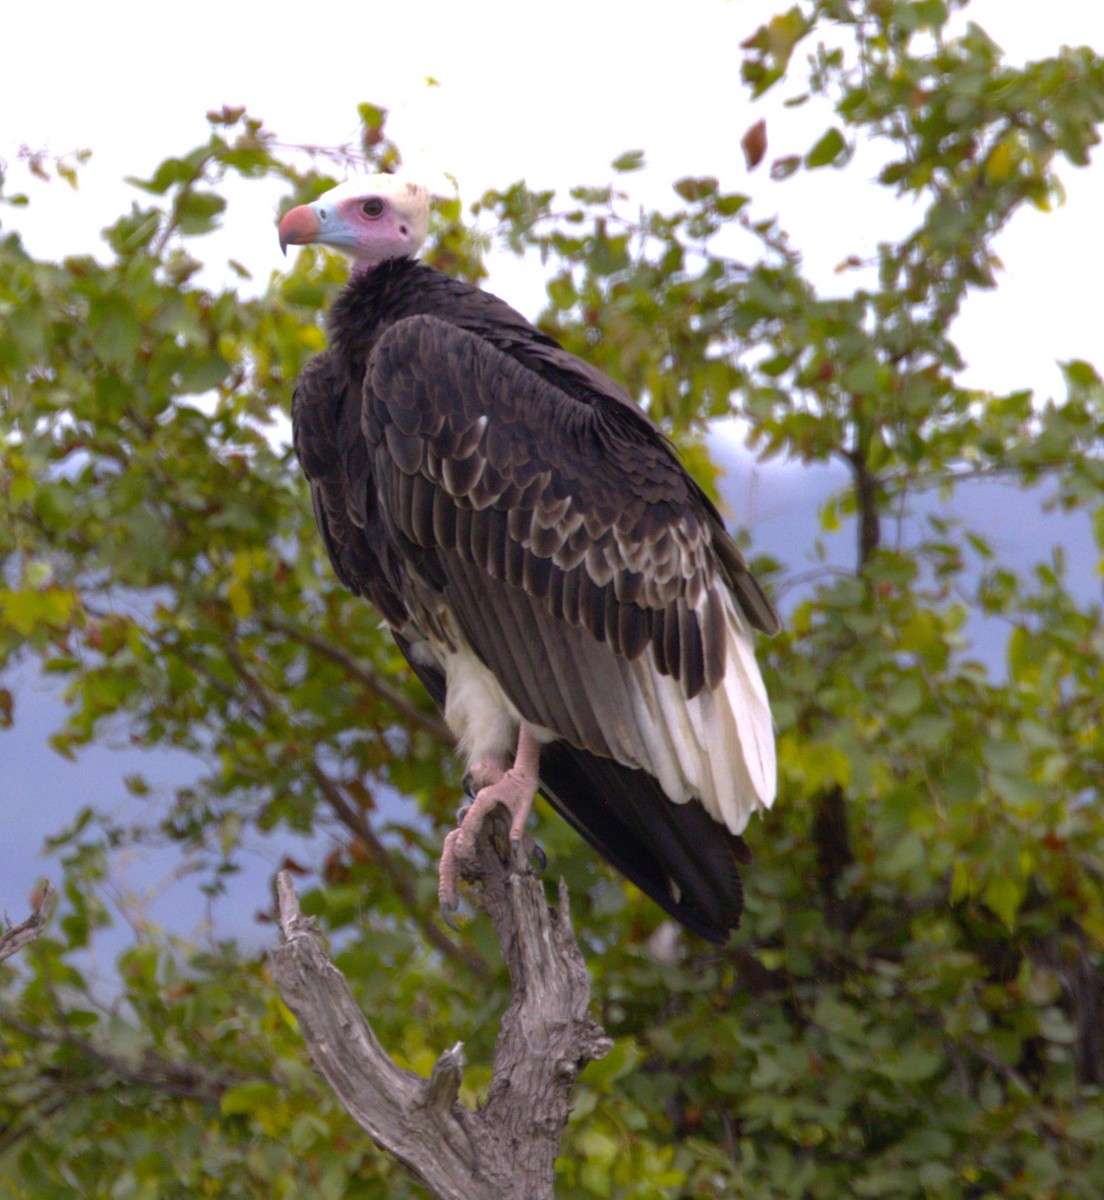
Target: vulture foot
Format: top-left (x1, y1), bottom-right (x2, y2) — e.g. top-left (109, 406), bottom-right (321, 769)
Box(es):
top-left (438, 726), bottom-right (541, 921)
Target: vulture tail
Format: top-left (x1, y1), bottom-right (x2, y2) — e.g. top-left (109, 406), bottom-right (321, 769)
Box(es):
top-left (537, 741), bottom-right (749, 944)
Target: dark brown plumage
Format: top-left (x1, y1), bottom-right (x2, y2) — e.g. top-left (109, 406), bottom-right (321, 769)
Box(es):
top-left (285, 180), bottom-right (779, 942)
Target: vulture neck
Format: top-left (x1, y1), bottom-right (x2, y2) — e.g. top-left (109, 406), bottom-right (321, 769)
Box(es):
top-left (349, 252), bottom-right (418, 282)
top-left (328, 256), bottom-right (427, 378)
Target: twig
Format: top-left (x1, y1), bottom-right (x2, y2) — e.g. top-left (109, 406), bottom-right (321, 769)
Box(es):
top-left (0, 1009), bottom-right (234, 1106)
top-left (270, 813), bottom-right (610, 1200)
top-left (264, 615), bottom-right (453, 743)
top-left (0, 883), bottom-right (56, 963)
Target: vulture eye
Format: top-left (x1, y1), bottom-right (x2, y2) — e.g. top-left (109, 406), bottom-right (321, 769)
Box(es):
top-left (361, 198), bottom-right (385, 219)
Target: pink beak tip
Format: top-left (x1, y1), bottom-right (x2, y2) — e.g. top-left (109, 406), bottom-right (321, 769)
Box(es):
top-left (278, 203), bottom-right (321, 254)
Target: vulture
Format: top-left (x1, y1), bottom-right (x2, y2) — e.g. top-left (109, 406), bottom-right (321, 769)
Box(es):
top-left (279, 175), bottom-right (779, 944)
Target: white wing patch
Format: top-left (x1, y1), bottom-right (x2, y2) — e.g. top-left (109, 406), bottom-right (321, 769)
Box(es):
top-left (587, 589), bottom-right (775, 835)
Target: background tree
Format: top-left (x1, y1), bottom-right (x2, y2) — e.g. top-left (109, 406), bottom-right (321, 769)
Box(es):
top-left (3, 2), bottom-right (1104, 1196)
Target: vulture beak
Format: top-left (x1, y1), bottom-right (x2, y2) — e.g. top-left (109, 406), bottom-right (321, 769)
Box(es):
top-left (278, 203), bottom-right (323, 255)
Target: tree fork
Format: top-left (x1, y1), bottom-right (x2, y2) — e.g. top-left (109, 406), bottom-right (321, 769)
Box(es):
top-left (270, 812), bottom-right (611, 1200)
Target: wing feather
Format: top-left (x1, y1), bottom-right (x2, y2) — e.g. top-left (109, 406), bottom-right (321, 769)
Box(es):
top-left (291, 351), bottom-right (408, 626)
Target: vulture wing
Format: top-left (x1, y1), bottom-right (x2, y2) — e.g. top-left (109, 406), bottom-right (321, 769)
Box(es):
top-left (364, 314), bottom-right (776, 846)
top-left (292, 350), bottom-right (409, 628)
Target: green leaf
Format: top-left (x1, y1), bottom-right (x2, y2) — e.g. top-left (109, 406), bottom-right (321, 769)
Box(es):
top-left (357, 101), bottom-right (387, 132)
top-left (89, 294), bottom-right (142, 363)
top-left (175, 188), bottom-right (226, 236)
top-left (673, 176), bottom-right (718, 202)
top-left (0, 587), bottom-right (76, 636)
top-left (770, 154), bottom-right (802, 180)
top-left (220, 1081), bottom-right (283, 1116)
top-left (984, 874), bottom-right (1024, 930)
top-left (177, 352), bottom-right (231, 393)
top-left (766, 7), bottom-right (807, 68)
top-left (950, 857), bottom-right (974, 904)
top-left (985, 135), bottom-right (1019, 183)
top-left (611, 150), bottom-right (645, 173)
top-left (806, 127), bottom-right (847, 169)
top-left (546, 273), bottom-right (577, 310)
top-left (874, 1044), bottom-right (943, 1083)
top-left (882, 830), bottom-right (925, 877)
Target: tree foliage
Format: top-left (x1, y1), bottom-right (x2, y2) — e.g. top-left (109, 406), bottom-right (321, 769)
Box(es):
top-left (3, 2), bottom-right (1104, 1196)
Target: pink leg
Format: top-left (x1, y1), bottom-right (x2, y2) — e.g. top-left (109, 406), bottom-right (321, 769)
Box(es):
top-left (439, 724), bottom-right (541, 919)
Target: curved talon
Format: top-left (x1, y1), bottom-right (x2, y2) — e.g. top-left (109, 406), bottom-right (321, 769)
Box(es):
top-left (461, 772), bottom-right (477, 799)
top-left (455, 804), bottom-right (471, 826)
top-left (529, 840), bottom-right (548, 875)
top-left (439, 896), bottom-right (461, 932)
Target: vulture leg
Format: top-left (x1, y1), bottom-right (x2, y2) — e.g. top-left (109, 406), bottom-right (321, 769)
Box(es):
top-left (439, 723), bottom-right (541, 919)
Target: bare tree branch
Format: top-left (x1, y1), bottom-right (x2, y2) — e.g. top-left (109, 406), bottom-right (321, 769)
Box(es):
top-left (0, 883), bottom-right (56, 963)
top-left (270, 814), bottom-right (611, 1200)
top-left (264, 615), bottom-right (454, 743)
top-left (0, 1009), bottom-right (236, 1107)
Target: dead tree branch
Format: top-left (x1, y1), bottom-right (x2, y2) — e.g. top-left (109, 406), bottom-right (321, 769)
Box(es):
top-left (0, 883), bottom-right (56, 963)
top-left (270, 814), bottom-right (611, 1200)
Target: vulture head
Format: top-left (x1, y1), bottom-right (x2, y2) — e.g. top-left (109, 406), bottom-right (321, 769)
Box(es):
top-left (279, 175), bottom-right (429, 269)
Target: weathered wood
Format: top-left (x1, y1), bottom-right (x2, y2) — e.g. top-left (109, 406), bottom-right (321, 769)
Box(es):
top-left (270, 814), bottom-right (610, 1200)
